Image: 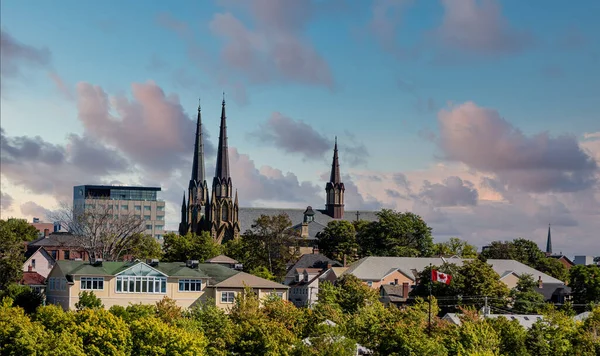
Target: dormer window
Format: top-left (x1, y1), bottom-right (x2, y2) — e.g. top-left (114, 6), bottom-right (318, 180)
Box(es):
top-left (295, 274), bottom-right (300, 282)
top-left (303, 206), bottom-right (316, 223)
top-left (304, 273), bottom-right (309, 282)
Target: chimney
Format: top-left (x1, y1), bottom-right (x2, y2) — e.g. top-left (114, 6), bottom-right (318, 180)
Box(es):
top-left (28, 265), bottom-right (33, 272)
top-left (312, 246), bottom-right (319, 254)
top-left (538, 276), bottom-right (543, 289)
top-left (44, 229), bottom-right (50, 237)
top-left (326, 263), bottom-right (332, 270)
top-left (402, 282), bottom-right (409, 298)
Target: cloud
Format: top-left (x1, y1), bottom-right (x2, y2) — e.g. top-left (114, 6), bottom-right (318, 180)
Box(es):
top-left (76, 81), bottom-right (215, 176)
top-left (434, 0), bottom-right (533, 56)
top-left (48, 72), bottom-right (74, 100)
top-left (254, 112), bottom-right (331, 159)
top-left (0, 29), bottom-right (51, 94)
top-left (437, 102), bottom-right (598, 193)
top-left (0, 128), bottom-right (129, 200)
top-left (369, 0), bottom-right (415, 57)
top-left (420, 176), bottom-right (478, 207)
top-left (1, 191), bottom-right (13, 211)
top-left (208, 0), bottom-right (334, 88)
top-left (20, 201), bottom-right (52, 220)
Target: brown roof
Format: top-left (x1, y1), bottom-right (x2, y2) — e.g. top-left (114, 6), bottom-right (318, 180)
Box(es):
top-left (205, 255), bottom-right (239, 264)
top-left (213, 272), bottom-right (288, 289)
top-left (20, 271), bottom-right (46, 286)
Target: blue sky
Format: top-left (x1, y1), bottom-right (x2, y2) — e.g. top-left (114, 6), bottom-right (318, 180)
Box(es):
top-left (1, 0), bottom-right (599, 256)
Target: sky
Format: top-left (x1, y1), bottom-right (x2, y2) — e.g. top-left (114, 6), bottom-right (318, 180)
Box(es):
top-left (1, 0), bottom-right (599, 257)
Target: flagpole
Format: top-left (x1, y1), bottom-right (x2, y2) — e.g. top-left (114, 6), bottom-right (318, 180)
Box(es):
top-left (428, 263), bottom-right (432, 336)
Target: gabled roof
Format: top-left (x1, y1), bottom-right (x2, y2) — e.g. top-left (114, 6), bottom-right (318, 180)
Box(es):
top-left (212, 271), bottom-right (289, 289)
top-left (549, 255), bottom-right (574, 266)
top-left (205, 255), bottom-right (239, 264)
top-left (443, 313), bottom-right (544, 329)
top-left (20, 271), bottom-right (46, 286)
top-left (24, 246), bottom-right (55, 266)
top-left (29, 233), bottom-right (81, 248)
top-left (380, 284), bottom-right (407, 302)
top-left (285, 253), bottom-right (342, 279)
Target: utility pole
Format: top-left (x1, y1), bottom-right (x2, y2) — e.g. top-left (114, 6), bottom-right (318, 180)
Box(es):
top-left (484, 296), bottom-right (488, 316)
top-left (428, 263), bottom-right (432, 336)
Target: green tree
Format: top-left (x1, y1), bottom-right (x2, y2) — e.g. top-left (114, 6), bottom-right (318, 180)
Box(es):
top-left (128, 233), bottom-right (163, 260)
top-left (162, 231), bottom-right (222, 262)
top-left (155, 296), bottom-right (182, 324)
top-left (0, 283), bottom-right (44, 314)
top-left (510, 274), bottom-right (545, 314)
top-left (129, 316), bottom-right (207, 356)
top-left (487, 315), bottom-right (529, 356)
top-left (569, 265), bottom-right (600, 305)
top-left (190, 300), bottom-right (238, 356)
top-left (410, 263), bottom-right (463, 302)
top-left (72, 308), bottom-right (132, 355)
top-left (526, 309), bottom-right (577, 356)
top-left (459, 259), bottom-right (510, 306)
top-left (434, 237), bottom-right (478, 258)
top-left (240, 214), bottom-right (300, 278)
top-left (535, 257), bottom-right (569, 282)
top-left (356, 209), bottom-right (434, 257)
top-left (249, 266), bottom-right (277, 281)
top-left (0, 302), bottom-right (49, 355)
top-left (75, 291), bottom-right (104, 310)
top-left (0, 218), bottom-right (39, 288)
top-left (318, 274), bottom-right (379, 314)
top-left (317, 220), bottom-right (358, 265)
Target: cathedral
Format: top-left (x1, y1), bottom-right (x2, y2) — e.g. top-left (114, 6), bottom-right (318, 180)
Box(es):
top-left (179, 98), bottom-right (377, 245)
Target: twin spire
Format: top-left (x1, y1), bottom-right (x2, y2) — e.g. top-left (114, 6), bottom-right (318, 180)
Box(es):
top-left (215, 95), bottom-right (230, 180)
top-left (190, 99), bottom-right (205, 185)
top-left (330, 136), bottom-right (341, 184)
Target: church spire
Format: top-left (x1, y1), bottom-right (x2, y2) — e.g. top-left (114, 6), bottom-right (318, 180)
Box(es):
top-left (330, 136), bottom-right (341, 184)
top-left (215, 94), bottom-right (230, 180)
top-left (546, 224), bottom-right (553, 255)
top-left (190, 98), bottom-right (205, 184)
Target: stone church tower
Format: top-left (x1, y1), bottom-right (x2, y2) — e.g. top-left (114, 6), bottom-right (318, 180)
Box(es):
top-left (325, 137), bottom-right (345, 218)
top-left (209, 99), bottom-right (240, 243)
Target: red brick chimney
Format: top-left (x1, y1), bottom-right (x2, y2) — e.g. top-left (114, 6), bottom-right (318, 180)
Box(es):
top-left (27, 265), bottom-right (33, 272)
top-left (402, 282), bottom-right (409, 298)
top-left (44, 229), bottom-right (49, 237)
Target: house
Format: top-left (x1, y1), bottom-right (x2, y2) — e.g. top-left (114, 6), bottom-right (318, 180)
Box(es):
top-left (379, 283), bottom-right (411, 306)
top-left (443, 313), bottom-right (544, 329)
top-left (343, 257), bottom-right (566, 301)
top-left (204, 254), bottom-right (241, 269)
top-left (23, 246), bottom-right (55, 278)
top-left (319, 266), bottom-right (348, 284)
top-left (283, 252), bottom-right (342, 307)
top-left (548, 254), bottom-right (575, 269)
top-left (19, 269), bottom-right (47, 294)
top-left (27, 232), bottom-right (88, 261)
top-left (45, 259), bottom-right (287, 312)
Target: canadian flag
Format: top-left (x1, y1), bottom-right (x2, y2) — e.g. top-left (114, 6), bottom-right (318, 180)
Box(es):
top-left (431, 269), bottom-right (452, 285)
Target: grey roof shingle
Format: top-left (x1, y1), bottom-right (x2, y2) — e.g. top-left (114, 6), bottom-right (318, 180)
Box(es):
top-left (285, 253), bottom-right (342, 279)
top-left (29, 233), bottom-right (80, 248)
top-left (343, 257), bottom-right (565, 284)
top-left (238, 207), bottom-right (378, 239)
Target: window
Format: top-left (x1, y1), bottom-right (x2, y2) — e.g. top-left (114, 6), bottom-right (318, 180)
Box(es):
top-left (221, 291), bottom-right (235, 303)
top-left (144, 206), bottom-right (151, 211)
top-left (51, 250), bottom-right (57, 260)
top-left (155, 234), bottom-right (162, 240)
top-left (134, 205), bottom-right (141, 211)
top-left (295, 274), bottom-right (300, 282)
top-left (221, 204), bottom-right (229, 221)
top-left (60, 278), bottom-right (66, 290)
top-left (157, 206), bottom-right (165, 211)
top-left (48, 278), bottom-right (55, 290)
top-left (80, 277), bottom-right (104, 290)
top-left (146, 224), bottom-right (153, 230)
top-left (121, 205), bottom-right (128, 210)
top-left (116, 276), bottom-right (166, 294)
top-left (178, 279), bottom-right (202, 292)
top-left (64, 251), bottom-right (70, 260)
top-left (394, 279), bottom-right (398, 285)
top-left (155, 225), bottom-right (164, 230)
top-left (367, 281), bottom-right (373, 287)
top-left (269, 292), bottom-right (284, 299)
top-left (144, 215), bottom-right (151, 221)
top-left (31, 259), bottom-right (36, 269)
top-left (156, 215), bottom-right (164, 221)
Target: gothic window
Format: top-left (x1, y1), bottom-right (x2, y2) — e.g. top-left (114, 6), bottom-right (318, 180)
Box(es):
top-left (222, 184), bottom-right (227, 196)
top-left (216, 184), bottom-right (221, 196)
top-left (221, 203), bottom-right (229, 221)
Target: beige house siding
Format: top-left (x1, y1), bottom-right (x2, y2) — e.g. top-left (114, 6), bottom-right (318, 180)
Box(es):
top-left (23, 249), bottom-right (54, 278)
top-left (210, 287), bottom-right (289, 312)
top-left (500, 273), bottom-right (520, 289)
top-left (365, 269), bottom-right (414, 289)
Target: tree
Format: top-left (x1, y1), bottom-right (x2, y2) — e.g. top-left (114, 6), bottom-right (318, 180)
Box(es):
top-left (569, 265), bottom-right (600, 305)
top-left (162, 231), bottom-right (221, 262)
top-left (487, 316), bottom-right (529, 356)
top-left (434, 237), bottom-right (477, 258)
top-left (0, 283), bottom-right (44, 314)
top-left (510, 274), bottom-right (545, 314)
top-left (155, 297), bottom-right (182, 324)
top-left (240, 214), bottom-right (300, 278)
top-left (317, 221), bottom-right (358, 265)
top-left (71, 308), bottom-right (132, 355)
top-left (0, 218), bottom-right (39, 288)
top-left (190, 300), bottom-right (238, 356)
top-left (0, 302), bottom-right (50, 355)
top-left (51, 202), bottom-right (146, 261)
top-left (128, 233), bottom-right (162, 260)
top-left (249, 266), bottom-right (277, 281)
top-left (318, 274), bottom-right (379, 314)
top-left (356, 209), bottom-right (434, 257)
top-left (129, 316), bottom-right (207, 356)
top-left (75, 291), bottom-right (104, 310)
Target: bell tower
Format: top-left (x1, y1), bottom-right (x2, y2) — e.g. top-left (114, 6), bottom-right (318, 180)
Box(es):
top-left (325, 137), bottom-right (345, 219)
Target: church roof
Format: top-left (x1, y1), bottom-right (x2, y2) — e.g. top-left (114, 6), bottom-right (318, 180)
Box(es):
top-left (238, 207), bottom-right (378, 238)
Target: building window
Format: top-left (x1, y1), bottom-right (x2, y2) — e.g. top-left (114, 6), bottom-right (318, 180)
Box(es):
top-left (31, 259), bottom-right (36, 269)
top-left (80, 277), bottom-right (104, 290)
top-left (134, 205), bottom-right (141, 211)
top-left (156, 216), bottom-right (164, 221)
top-left (394, 279), bottom-right (398, 285)
top-left (178, 279), bottom-right (202, 292)
top-left (121, 205), bottom-right (128, 210)
top-left (144, 215), bottom-right (151, 221)
top-left (155, 234), bottom-right (162, 240)
top-left (155, 225), bottom-right (164, 230)
top-left (221, 204), bottom-right (229, 221)
top-left (146, 224), bottom-right (153, 230)
top-left (221, 291), bottom-right (235, 303)
top-left (48, 277), bottom-right (55, 290)
top-left (64, 251), bottom-right (70, 260)
top-left (115, 276), bottom-right (166, 294)
top-left (367, 281), bottom-right (373, 287)
top-left (157, 206), bottom-right (165, 211)
top-left (269, 292), bottom-right (284, 299)
top-left (51, 250), bottom-right (58, 260)
top-left (144, 206), bottom-right (151, 211)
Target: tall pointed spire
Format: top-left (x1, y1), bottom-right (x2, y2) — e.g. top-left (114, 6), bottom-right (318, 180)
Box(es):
top-left (190, 98), bottom-right (205, 184)
top-left (330, 136), bottom-right (341, 184)
top-left (215, 94), bottom-right (230, 179)
top-left (546, 224), bottom-right (553, 255)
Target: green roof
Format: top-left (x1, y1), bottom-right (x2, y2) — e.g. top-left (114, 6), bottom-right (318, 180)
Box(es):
top-left (55, 260), bottom-right (239, 281)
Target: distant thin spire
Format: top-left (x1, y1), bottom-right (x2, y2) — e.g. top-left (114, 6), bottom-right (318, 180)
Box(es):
top-left (215, 97), bottom-right (230, 179)
top-left (329, 137), bottom-right (341, 184)
top-left (190, 97), bottom-right (206, 184)
top-left (546, 224), bottom-right (553, 255)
